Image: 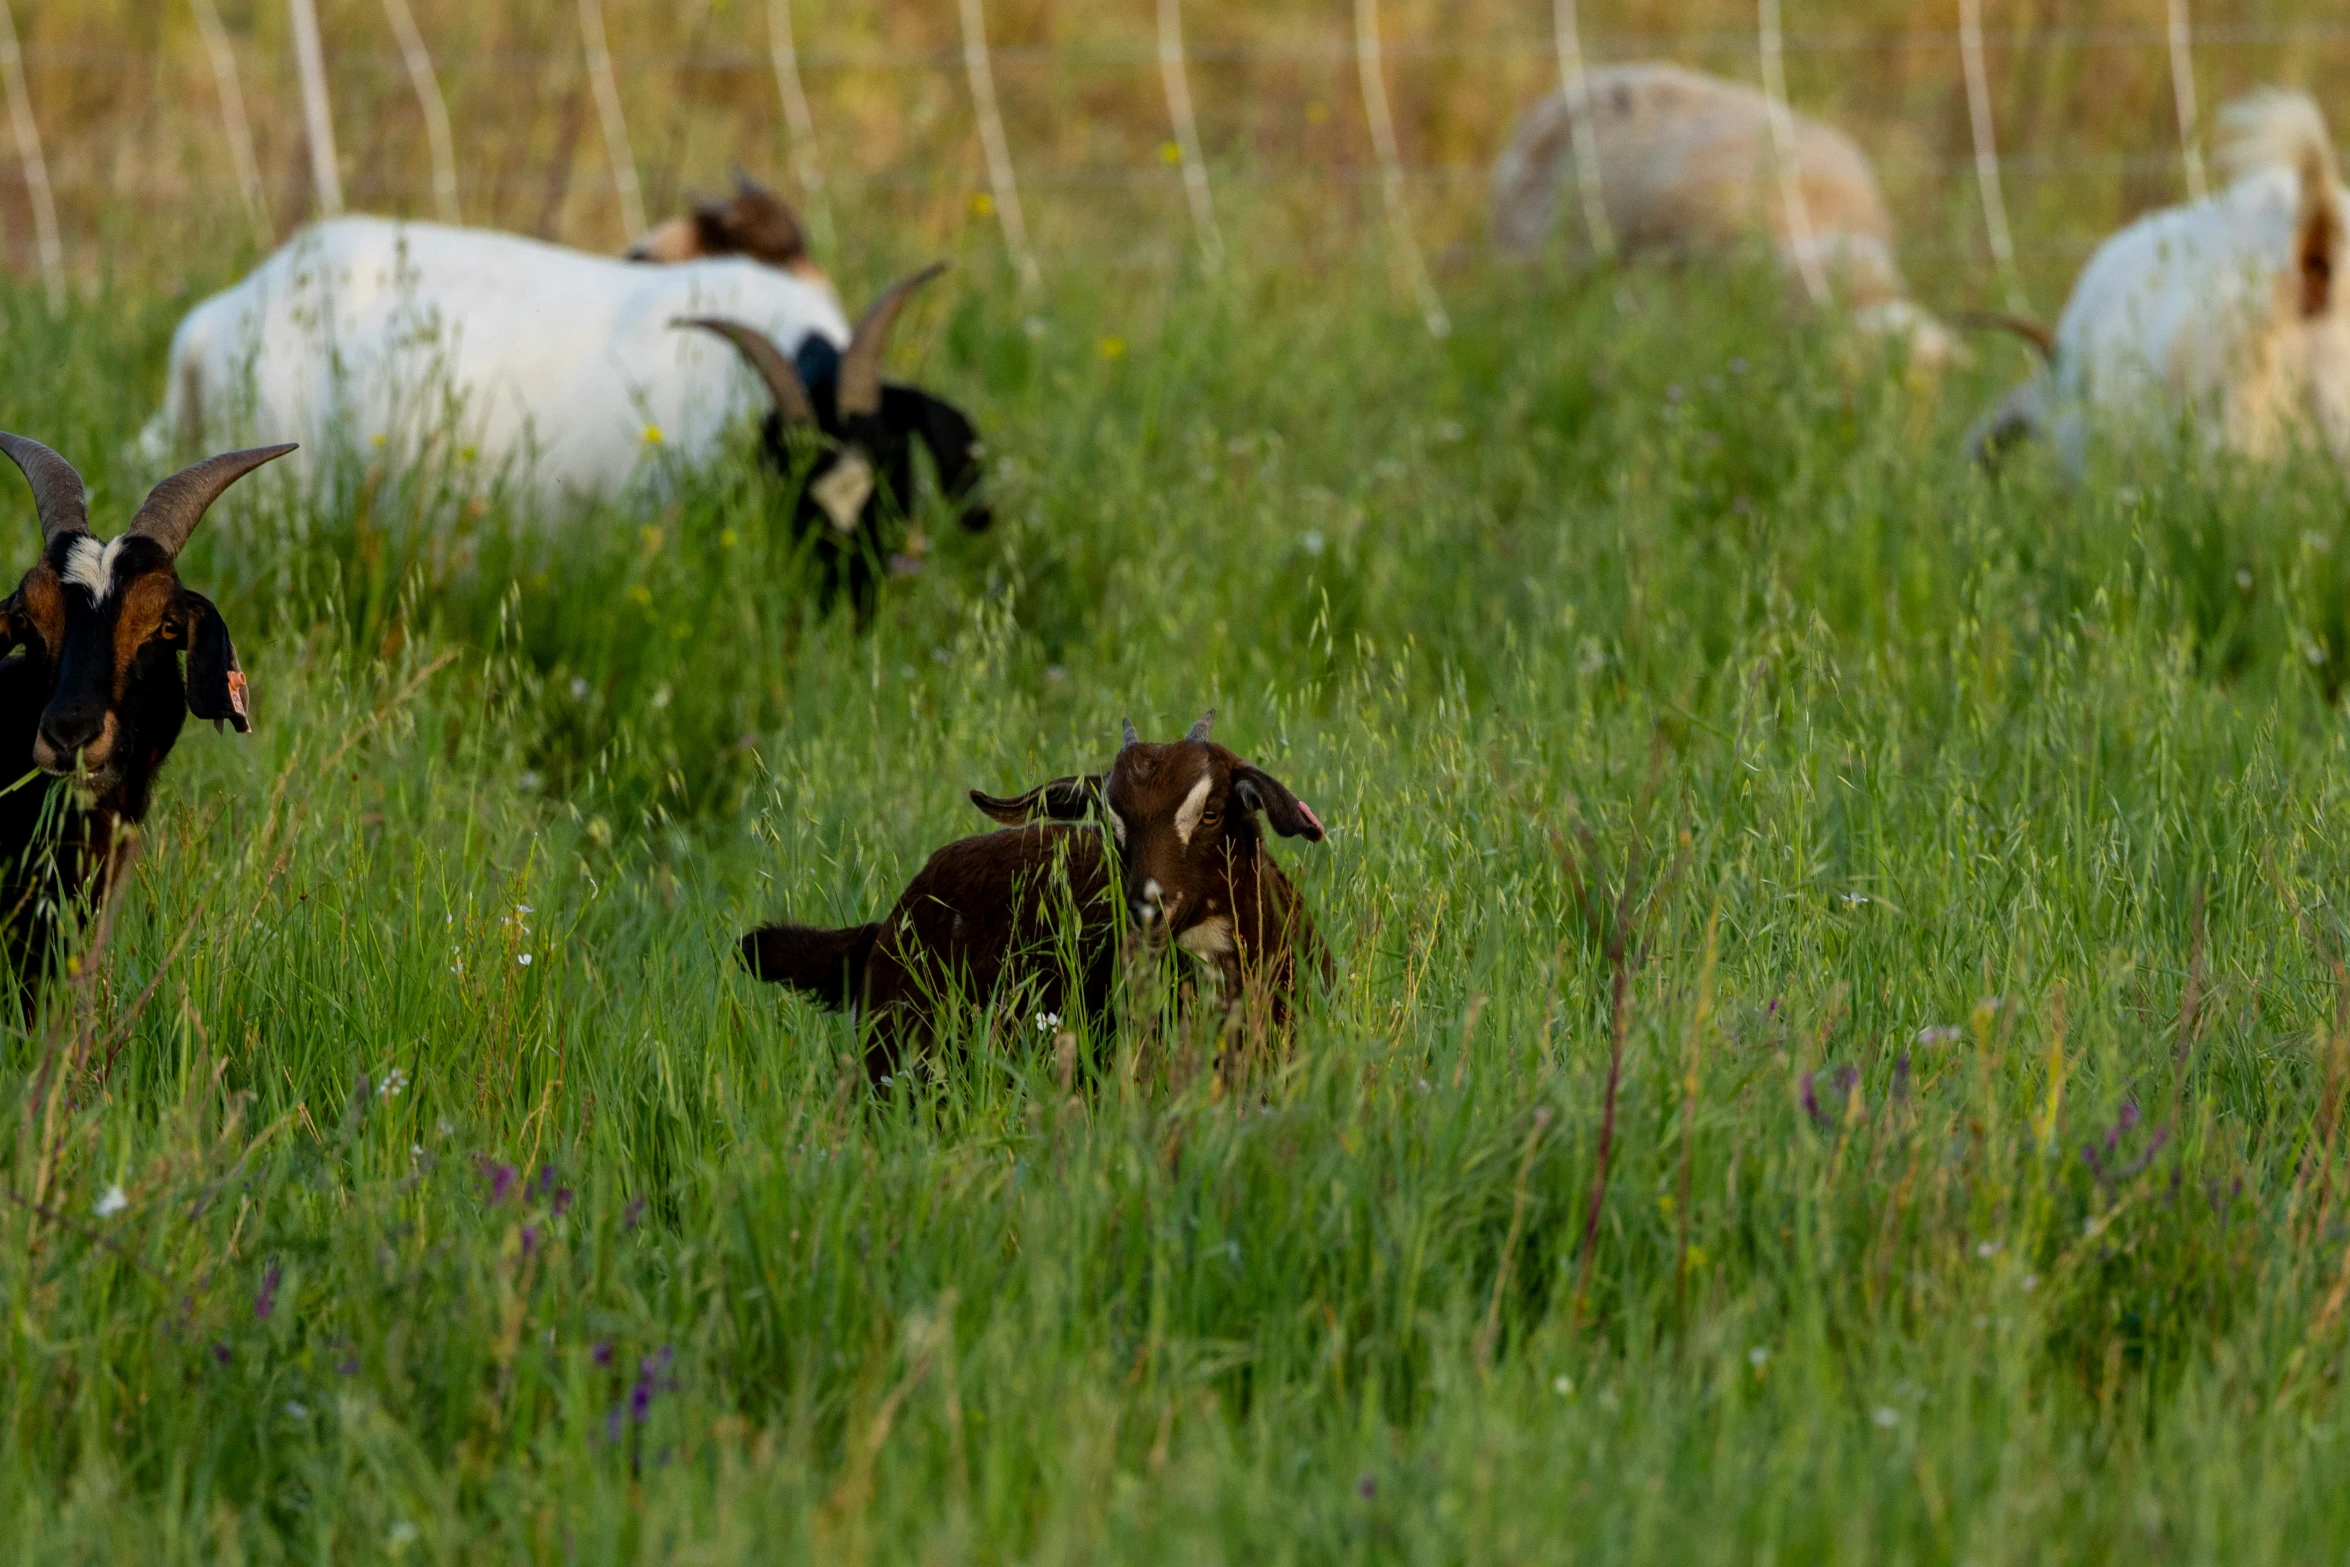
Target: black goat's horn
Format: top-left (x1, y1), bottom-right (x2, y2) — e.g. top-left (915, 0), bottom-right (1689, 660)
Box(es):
top-left (838, 261), bottom-right (947, 418)
top-left (127, 443), bottom-right (296, 557)
top-left (1121, 717), bottom-right (1140, 749)
top-left (674, 316), bottom-right (817, 427)
top-left (1185, 710), bottom-right (1214, 743)
top-left (0, 433), bottom-right (88, 545)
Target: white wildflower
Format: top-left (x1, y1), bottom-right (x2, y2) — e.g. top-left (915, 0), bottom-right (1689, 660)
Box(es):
top-left (94, 1184), bottom-right (127, 1219)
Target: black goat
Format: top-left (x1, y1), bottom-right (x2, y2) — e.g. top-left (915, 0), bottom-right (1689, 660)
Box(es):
top-left (676, 264), bottom-right (989, 624)
top-left (740, 713), bottom-right (1327, 1083)
top-left (0, 433), bottom-right (289, 1002)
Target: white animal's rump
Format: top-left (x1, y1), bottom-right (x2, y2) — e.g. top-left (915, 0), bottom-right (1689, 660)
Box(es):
top-left (61, 537), bottom-right (126, 604)
top-left (1983, 89), bottom-right (2350, 469)
top-left (1173, 775), bottom-right (1213, 845)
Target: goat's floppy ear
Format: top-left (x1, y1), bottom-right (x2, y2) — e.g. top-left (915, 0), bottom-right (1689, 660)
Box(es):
top-left (1232, 765), bottom-right (1325, 841)
top-left (886, 385), bottom-right (991, 532)
top-left (969, 774), bottom-right (1099, 825)
top-left (180, 590), bottom-right (250, 733)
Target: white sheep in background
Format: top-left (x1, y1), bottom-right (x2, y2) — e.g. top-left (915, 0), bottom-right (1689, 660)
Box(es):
top-left (1490, 62), bottom-right (1955, 368)
top-left (141, 213), bottom-right (854, 511)
top-left (1969, 89), bottom-right (2350, 472)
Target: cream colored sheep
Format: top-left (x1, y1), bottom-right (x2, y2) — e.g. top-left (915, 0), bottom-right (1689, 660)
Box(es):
top-left (1492, 62), bottom-right (1951, 365)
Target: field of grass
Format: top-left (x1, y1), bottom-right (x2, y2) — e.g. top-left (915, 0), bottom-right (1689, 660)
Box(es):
top-left (8, 227), bottom-right (2350, 1562)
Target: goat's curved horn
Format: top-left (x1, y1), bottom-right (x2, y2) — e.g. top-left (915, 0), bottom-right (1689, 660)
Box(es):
top-left (127, 443), bottom-right (296, 558)
top-left (674, 316), bottom-right (818, 427)
top-left (838, 261), bottom-right (948, 418)
top-left (1185, 710), bottom-right (1214, 743)
top-left (0, 433), bottom-right (89, 545)
top-left (1121, 717), bottom-right (1140, 749)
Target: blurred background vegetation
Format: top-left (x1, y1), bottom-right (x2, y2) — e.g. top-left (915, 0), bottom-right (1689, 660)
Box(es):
top-left (4, 0), bottom-right (2348, 301)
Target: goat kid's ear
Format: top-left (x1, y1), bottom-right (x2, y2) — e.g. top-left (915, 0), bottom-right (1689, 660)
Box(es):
top-left (1232, 765), bottom-right (1325, 841)
top-left (969, 774), bottom-right (1099, 825)
top-left (180, 591), bottom-right (250, 734)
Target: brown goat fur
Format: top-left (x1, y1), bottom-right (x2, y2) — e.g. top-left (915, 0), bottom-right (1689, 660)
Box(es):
top-left (739, 713), bottom-right (1328, 1084)
top-left (625, 171), bottom-right (831, 289)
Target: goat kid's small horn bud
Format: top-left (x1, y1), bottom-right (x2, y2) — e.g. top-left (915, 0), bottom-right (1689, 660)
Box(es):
top-left (1185, 710), bottom-right (1214, 743)
top-left (1121, 717), bottom-right (1140, 749)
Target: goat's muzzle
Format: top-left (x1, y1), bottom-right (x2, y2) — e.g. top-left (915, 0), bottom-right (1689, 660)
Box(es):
top-left (34, 705), bottom-right (116, 780)
top-left (1131, 877), bottom-right (1173, 933)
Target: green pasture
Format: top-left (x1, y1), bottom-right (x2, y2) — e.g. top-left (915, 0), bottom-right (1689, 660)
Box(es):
top-left (3, 240), bottom-right (2350, 1562)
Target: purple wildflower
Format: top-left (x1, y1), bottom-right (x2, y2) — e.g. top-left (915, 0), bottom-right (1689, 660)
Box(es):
top-left (211, 1342), bottom-right (231, 1366)
top-left (630, 1346), bottom-right (676, 1423)
top-left (490, 1164), bottom-right (517, 1204)
top-left (1831, 1065), bottom-right (1860, 1098)
top-left (593, 1340), bottom-right (614, 1368)
top-left (624, 1195), bottom-right (646, 1230)
top-left (1800, 1072), bottom-right (1828, 1131)
top-left (1889, 1051), bottom-right (1911, 1102)
top-left (253, 1261), bottom-right (281, 1322)
top-left (337, 1354), bottom-right (360, 1376)
top-left (552, 1186), bottom-right (575, 1219)
top-left (533, 1164), bottom-right (558, 1200)
top-left (1356, 1474), bottom-right (1377, 1499)
top-left (521, 1225), bottom-right (541, 1258)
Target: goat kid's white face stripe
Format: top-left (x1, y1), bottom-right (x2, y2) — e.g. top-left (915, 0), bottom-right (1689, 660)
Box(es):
top-left (62, 537), bottom-right (128, 605)
top-left (1173, 774), bottom-right (1213, 846)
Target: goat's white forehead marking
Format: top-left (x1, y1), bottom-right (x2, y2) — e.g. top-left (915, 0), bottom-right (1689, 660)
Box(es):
top-left (1173, 773), bottom-right (1213, 846)
top-left (61, 536), bottom-right (127, 604)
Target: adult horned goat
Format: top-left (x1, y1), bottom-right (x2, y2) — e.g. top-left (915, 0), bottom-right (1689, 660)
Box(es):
top-left (140, 189), bottom-right (979, 524)
top-left (675, 262), bottom-right (991, 623)
top-left (0, 434), bottom-right (287, 1003)
top-left (739, 713), bottom-right (1327, 1084)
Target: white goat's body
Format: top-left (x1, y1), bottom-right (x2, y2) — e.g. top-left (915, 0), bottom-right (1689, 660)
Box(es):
top-left (144, 216), bottom-right (853, 510)
top-left (1491, 62), bottom-right (1950, 363)
top-left (1981, 91), bottom-right (2350, 469)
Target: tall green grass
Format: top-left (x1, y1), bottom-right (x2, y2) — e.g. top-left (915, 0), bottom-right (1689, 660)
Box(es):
top-left (5, 245), bottom-right (2350, 1561)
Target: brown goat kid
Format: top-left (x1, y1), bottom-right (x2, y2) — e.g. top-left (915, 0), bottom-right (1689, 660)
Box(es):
top-left (739, 713), bottom-right (1328, 1084)
top-left (0, 433), bottom-right (290, 1003)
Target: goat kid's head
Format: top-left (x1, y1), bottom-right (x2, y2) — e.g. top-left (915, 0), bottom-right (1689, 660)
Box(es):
top-left (0, 434), bottom-right (289, 791)
top-left (625, 171), bottom-right (822, 280)
top-left (673, 262), bottom-right (990, 542)
top-left (972, 711), bottom-right (1325, 942)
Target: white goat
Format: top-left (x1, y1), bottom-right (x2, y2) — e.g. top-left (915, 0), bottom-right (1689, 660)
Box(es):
top-left (1970, 90), bottom-right (2350, 471)
top-left (141, 215), bottom-right (853, 509)
top-left (1491, 62), bottom-right (1954, 367)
